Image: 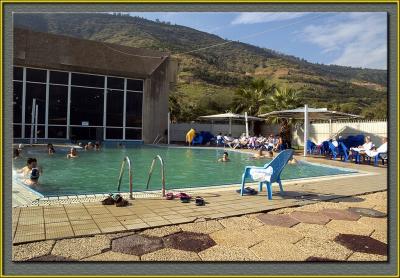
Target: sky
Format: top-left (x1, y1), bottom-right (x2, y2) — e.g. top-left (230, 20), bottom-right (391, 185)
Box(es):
top-left (125, 12), bottom-right (387, 70)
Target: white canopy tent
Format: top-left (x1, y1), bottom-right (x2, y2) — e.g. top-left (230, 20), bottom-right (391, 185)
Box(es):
top-left (199, 112), bottom-right (264, 137)
top-left (258, 105), bottom-right (363, 156)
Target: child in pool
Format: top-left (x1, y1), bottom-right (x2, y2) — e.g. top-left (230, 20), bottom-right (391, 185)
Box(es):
top-left (47, 143), bottom-right (55, 155)
top-left (18, 157), bottom-right (41, 186)
top-left (218, 152), bottom-right (230, 162)
top-left (67, 147), bottom-right (78, 159)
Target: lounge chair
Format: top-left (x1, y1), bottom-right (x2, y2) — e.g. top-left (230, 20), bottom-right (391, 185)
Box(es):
top-left (306, 140), bottom-right (317, 155)
top-left (192, 134), bottom-right (203, 145)
top-left (365, 142), bottom-right (388, 166)
top-left (240, 149), bottom-right (294, 200)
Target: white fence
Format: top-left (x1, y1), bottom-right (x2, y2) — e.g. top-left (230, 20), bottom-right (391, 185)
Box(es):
top-left (292, 120), bottom-right (387, 146)
top-left (170, 120), bottom-right (387, 146)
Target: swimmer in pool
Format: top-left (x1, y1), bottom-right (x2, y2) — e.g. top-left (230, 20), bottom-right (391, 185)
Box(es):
top-left (288, 156), bottom-right (298, 164)
top-left (218, 152), bottom-right (230, 162)
top-left (47, 143), bottom-right (55, 155)
top-left (13, 148), bottom-right (20, 159)
top-left (18, 157), bottom-right (42, 186)
top-left (67, 147), bottom-right (78, 159)
top-left (95, 141), bottom-right (101, 151)
top-left (251, 149), bottom-right (267, 160)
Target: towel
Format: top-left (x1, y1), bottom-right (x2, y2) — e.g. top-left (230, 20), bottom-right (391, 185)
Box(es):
top-left (186, 129), bottom-right (196, 143)
top-left (249, 166), bottom-right (274, 182)
top-left (365, 142), bottom-right (387, 157)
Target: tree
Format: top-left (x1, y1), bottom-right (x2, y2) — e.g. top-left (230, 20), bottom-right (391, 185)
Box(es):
top-left (231, 78), bottom-right (277, 116)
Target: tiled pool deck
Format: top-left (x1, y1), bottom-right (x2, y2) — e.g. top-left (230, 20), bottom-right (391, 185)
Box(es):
top-left (12, 155), bottom-right (388, 261)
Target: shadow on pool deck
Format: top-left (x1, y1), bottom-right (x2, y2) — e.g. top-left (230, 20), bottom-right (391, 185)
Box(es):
top-left (11, 156), bottom-right (387, 245)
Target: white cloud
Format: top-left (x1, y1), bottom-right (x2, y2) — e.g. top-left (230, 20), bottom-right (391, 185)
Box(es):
top-left (299, 13), bottom-right (387, 69)
top-left (231, 12), bottom-right (307, 25)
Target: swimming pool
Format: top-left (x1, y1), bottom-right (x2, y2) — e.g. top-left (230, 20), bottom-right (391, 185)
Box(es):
top-left (13, 145), bottom-right (357, 196)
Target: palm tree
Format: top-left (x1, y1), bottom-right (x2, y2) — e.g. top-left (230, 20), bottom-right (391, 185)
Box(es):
top-left (231, 78), bottom-right (276, 116)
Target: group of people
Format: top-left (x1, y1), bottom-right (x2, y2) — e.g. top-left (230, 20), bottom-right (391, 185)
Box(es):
top-left (216, 133), bottom-right (286, 153)
top-left (14, 140), bottom-right (103, 186)
top-left (349, 136), bottom-right (388, 162)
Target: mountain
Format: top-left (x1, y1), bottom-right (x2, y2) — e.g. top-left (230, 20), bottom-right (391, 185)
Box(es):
top-left (13, 13), bottom-right (387, 120)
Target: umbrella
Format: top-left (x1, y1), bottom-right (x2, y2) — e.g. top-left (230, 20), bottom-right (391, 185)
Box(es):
top-left (199, 112), bottom-right (264, 136)
top-left (258, 105), bottom-right (363, 156)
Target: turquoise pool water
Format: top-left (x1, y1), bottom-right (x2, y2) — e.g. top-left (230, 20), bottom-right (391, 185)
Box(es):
top-left (13, 146), bottom-right (356, 196)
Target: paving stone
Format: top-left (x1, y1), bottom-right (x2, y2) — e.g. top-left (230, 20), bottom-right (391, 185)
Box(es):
top-left (250, 241), bottom-right (309, 261)
top-left (140, 225), bottom-right (181, 238)
top-left (179, 220), bottom-right (224, 234)
top-left (163, 232), bottom-right (216, 253)
top-left (82, 251), bottom-right (140, 261)
top-left (292, 223), bottom-right (339, 241)
top-left (289, 211), bottom-right (330, 225)
top-left (347, 207), bottom-right (387, 218)
top-left (305, 256), bottom-right (340, 261)
top-left (334, 234), bottom-right (387, 256)
top-left (357, 217), bottom-right (387, 232)
top-left (295, 237), bottom-right (352, 261)
top-left (27, 254), bottom-right (77, 261)
top-left (51, 235), bottom-right (111, 260)
top-left (111, 234), bottom-right (164, 256)
top-left (141, 248), bottom-right (200, 261)
top-left (218, 216), bottom-right (263, 230)
top-left (320, 209), bottom-right (361, 221)
top-left (12, 240), bottom-right (55, 261)
top-left (257, 214), bottom-right (299, 227)
top-left (106, 231), bottom-right (137, 240)
top-left (252, 226), bottom-right (304, 244)
top-left (198, 245), bottom-right (260, 261)
top-left (326, 220), bottom-right (374, 236)
top-left (210, 228), bottom-right (263, 248)
top-left (347, 252), bottom-right (388, 261)
top-left (370, 230), bottom-right (387, 244)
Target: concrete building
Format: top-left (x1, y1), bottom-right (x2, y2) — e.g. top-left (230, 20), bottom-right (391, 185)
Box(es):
top-left (13, 28), bottom-right (178, 144)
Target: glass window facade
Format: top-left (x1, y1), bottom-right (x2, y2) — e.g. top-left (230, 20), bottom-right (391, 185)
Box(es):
top-left (12, 66), bottom-right (143, 140)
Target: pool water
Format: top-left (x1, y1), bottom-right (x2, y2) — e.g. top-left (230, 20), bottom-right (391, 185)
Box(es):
top-left (13, 146), bottom-right (356, 196)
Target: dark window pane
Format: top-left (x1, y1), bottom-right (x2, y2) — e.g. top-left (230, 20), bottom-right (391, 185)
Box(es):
top-left (71, 73), bottom-right (104, 88)
top-left (69, 127), bottom-right (99, 141)
top-left (106, 90), bottom-right (123, 126)
top-left (127, 79), bottom-right (143, 91)
top-left (49, 85), bottom-right (68, 125)
top-left (13, 124), bottom-right (21, 138)
top-left (50, 71), bottom-right (69, 84)
top-left (126, 92), bottom-right (142, 127)
top-left (125, 129), bottom-right (142, 140)
top-left (48, 126), bottom-right (67, 138)
top-left (13, 67), bottom-right (23, 80)
top-left (24, 125), bottom-right (45, 138)
top-left (26, 68), bottom-right (46, 83)
top-left (106, 128), bottom-right (123, 139)
top-left (25, 83), bottom-right (46, 124)
top-left (70, 87), bottom-right (104, 125)
top-left (107, 77), bottom-right (124, 90)
top-left (13, 81), bottom-right (22, 123)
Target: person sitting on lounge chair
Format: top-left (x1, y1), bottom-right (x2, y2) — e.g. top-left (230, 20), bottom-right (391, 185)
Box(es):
top-left (273, 135), bottom-right (283, 152)
top-left (365, 137), bottom-right (387, 158)
top-left (350, 136), bottom-right (374, 162)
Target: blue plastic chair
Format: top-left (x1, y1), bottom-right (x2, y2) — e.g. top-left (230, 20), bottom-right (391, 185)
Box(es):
top-left (338, 142), bottom-right (349, 161)
top-left (321, 141), bottom-right (330, 155)
top-left (328, 141), bottom-right (339, 160)
top-left (306, 140), bottom-right (317, 154)
top-left (240, 149), bottom-right (294, 200)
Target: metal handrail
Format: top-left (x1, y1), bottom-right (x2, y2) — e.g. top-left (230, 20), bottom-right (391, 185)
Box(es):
top-left (117, 156), bottom-right (133, 200)
top-left (145, 155), bottom-right (166, 197)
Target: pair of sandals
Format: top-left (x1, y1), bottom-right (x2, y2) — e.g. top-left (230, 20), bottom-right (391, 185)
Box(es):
top-left (236, 187), bottom-right (258, 195)
top-left (101, 193), bottom-right (129, 207)
top-left (165, 192), bottom-right (205, 206)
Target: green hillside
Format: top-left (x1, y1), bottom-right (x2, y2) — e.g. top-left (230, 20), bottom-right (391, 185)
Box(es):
top-left (14, 13), bottom-right (387, 120)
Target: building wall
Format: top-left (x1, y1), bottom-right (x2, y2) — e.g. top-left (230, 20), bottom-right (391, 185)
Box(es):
top-left (142, 58), bottom-right (178, 143)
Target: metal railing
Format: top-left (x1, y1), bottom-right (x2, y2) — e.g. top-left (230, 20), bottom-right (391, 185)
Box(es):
top-left (145, 155), bottom-right (166, 197)
top-left (117, 156), bottom-right (133, 200)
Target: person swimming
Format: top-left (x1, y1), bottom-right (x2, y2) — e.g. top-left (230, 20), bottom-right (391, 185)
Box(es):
top-left (251, 149), bottom-right (266, 160)
top-left (47, 143), bottom-right (55, 155)
top-left (13, 148), bottom-right (20, 159)
top-left (218, 152), bottom-right (230, 162)
top-left (67, 147), bottom-right (78, 159)
top-left (18, 157), bottom-right (41, 186)
top-left (95, 141), bottom-right (101, 151)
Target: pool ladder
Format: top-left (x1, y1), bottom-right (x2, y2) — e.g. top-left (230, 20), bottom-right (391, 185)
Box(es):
top-left (145, 155), bottom-right (166, 197)
top-left (117, 156), bottom-right (134, 200)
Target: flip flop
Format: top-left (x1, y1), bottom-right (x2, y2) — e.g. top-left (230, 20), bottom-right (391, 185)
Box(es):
top-left (116, 198), bottom-right (129, 207)
top-left (236, 187), bottom-right (258, 195)
top-left (101, 194), bottom-right (115, 205)
top-left (165, 192), bottom-right (174, 200)
top-left (195, 196), bottom-right (205, 206)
